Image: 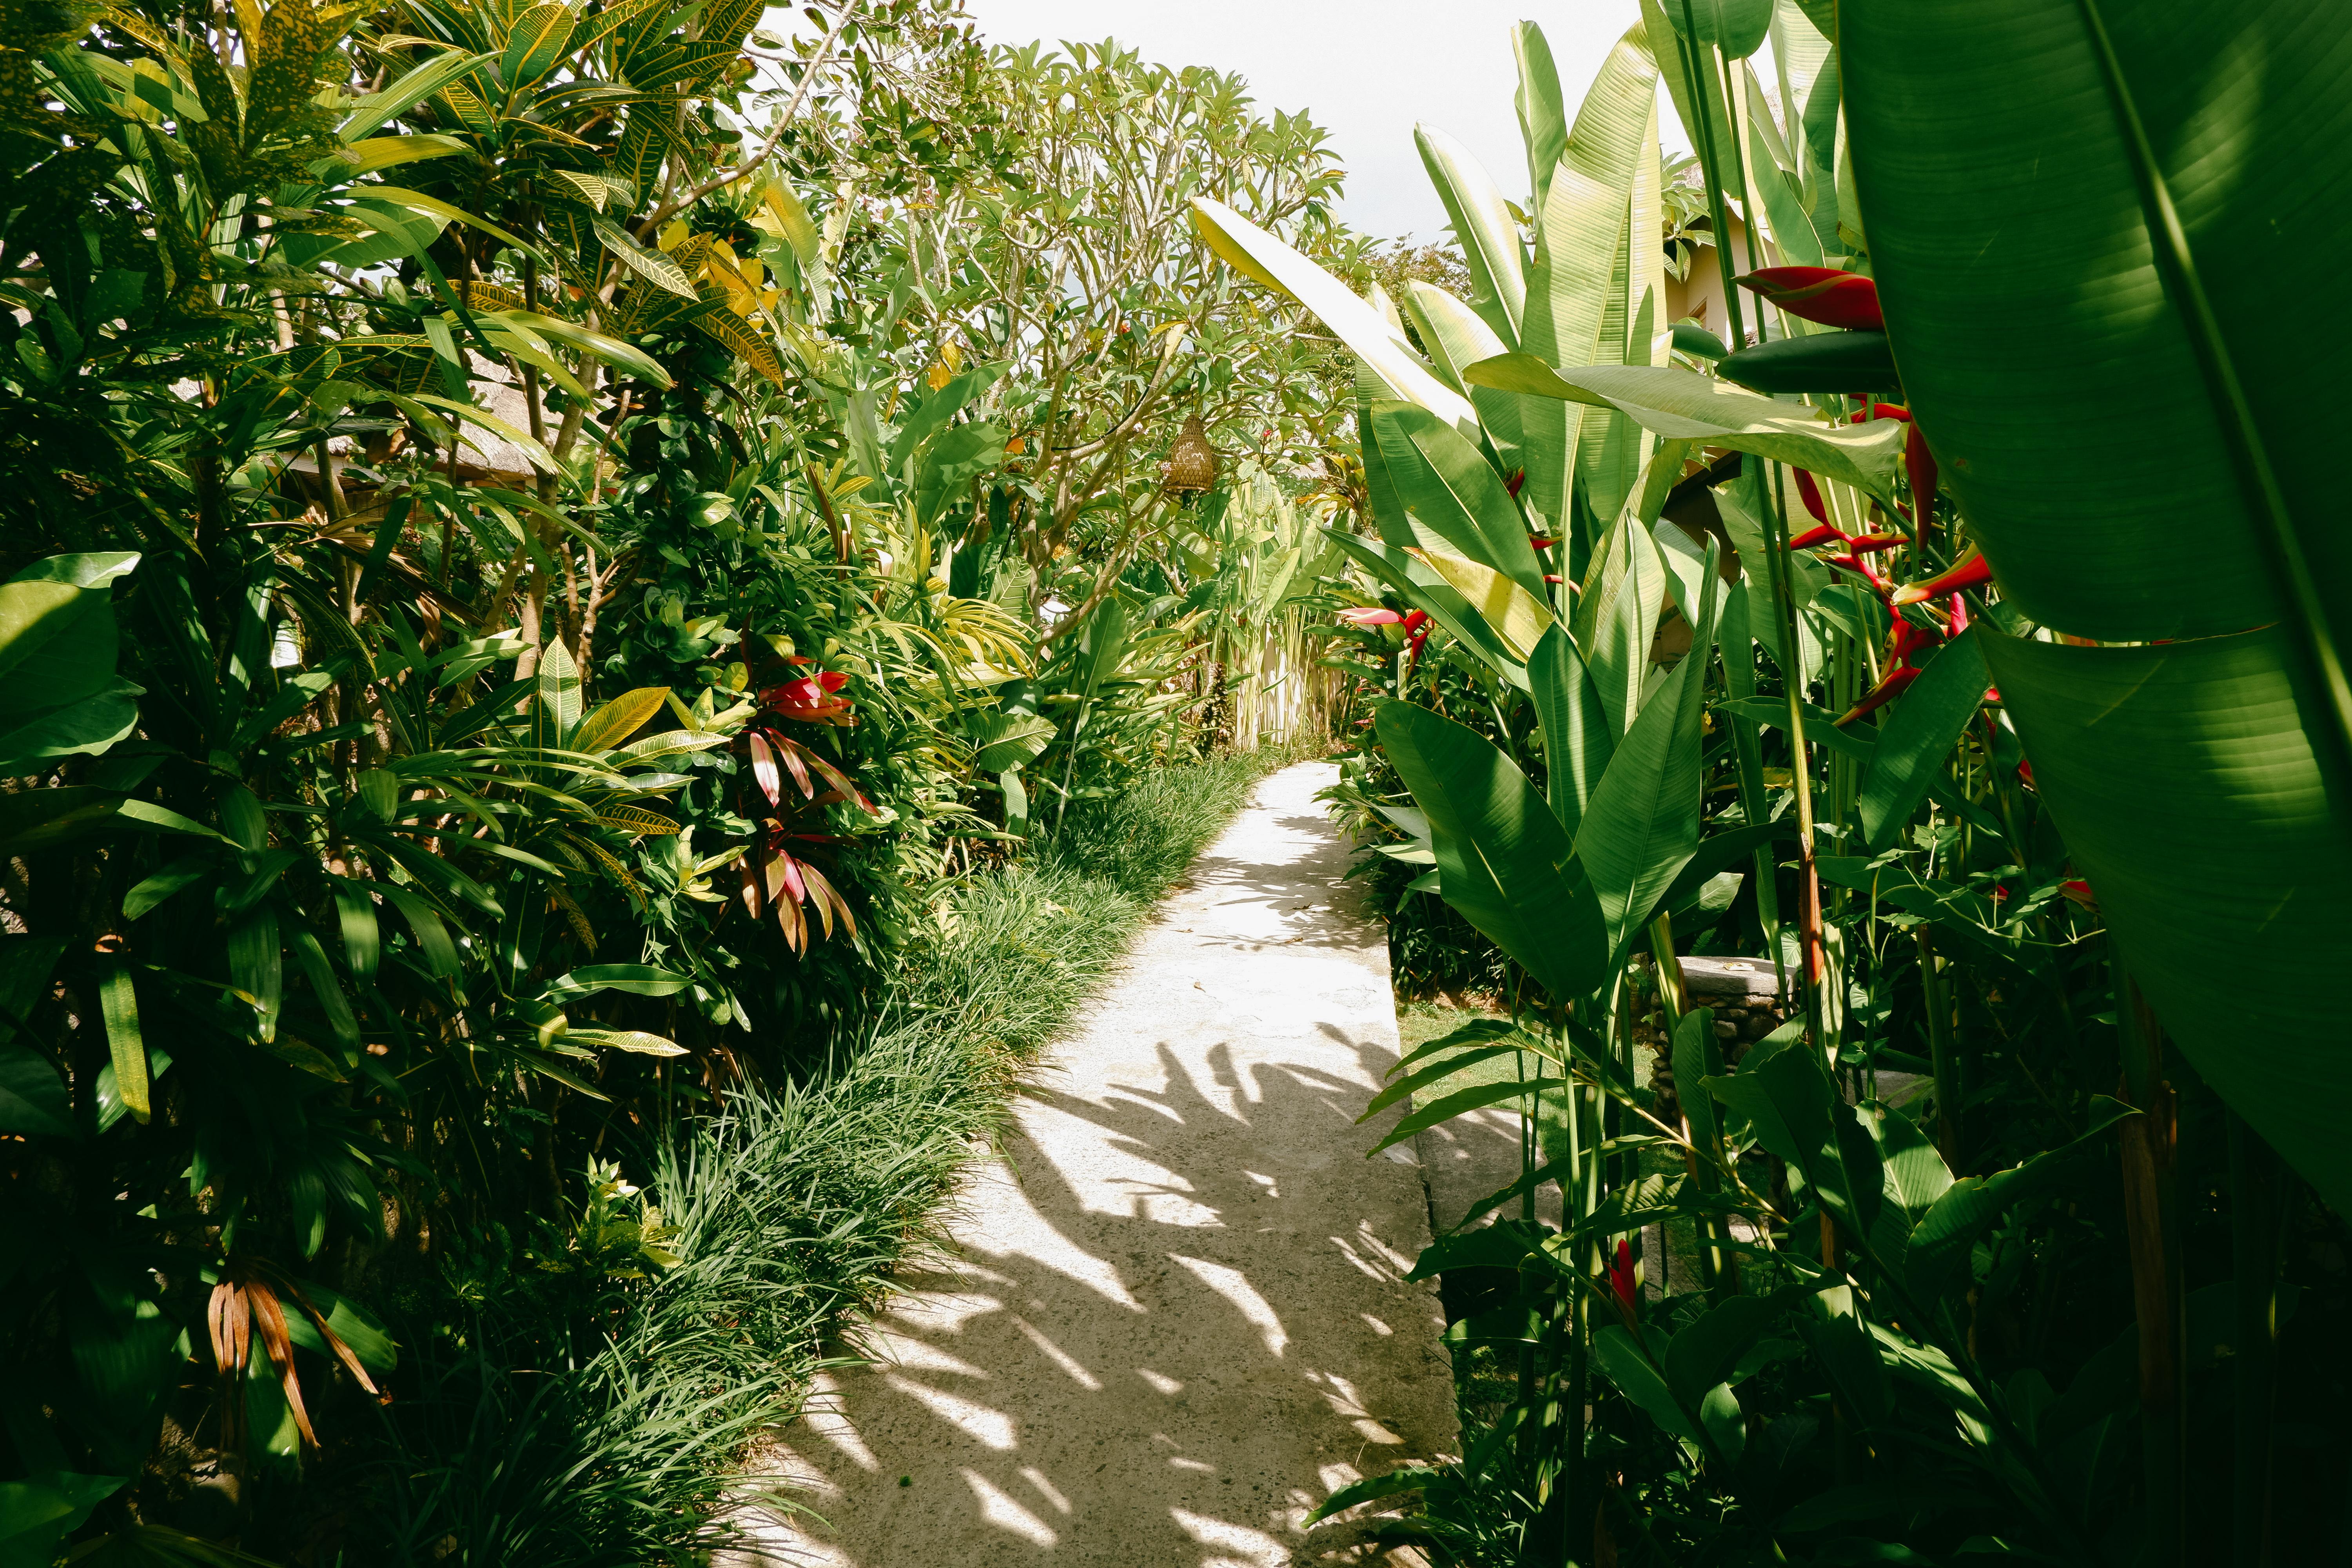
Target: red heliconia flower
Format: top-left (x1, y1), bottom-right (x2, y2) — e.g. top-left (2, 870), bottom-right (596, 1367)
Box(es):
top-left (2017, 757), bottom-right (2035, 787)
top-left (1403, 609), bottom-right (1432, 663)
top-left (2060, 878), bottom-right (2097, 908)
top-left (1610, 1238), bottom-right (1638, 1321)
top-left (1528, 534), bottom-right (1559, 550)
top-left (1736, 266), bottom-right (1885, 332)
top-left (1787, 521), bottom-right (1845, 551)
top-left (1904, 422), bottom-right (1938, 526)
top-left (1337, 607), bottom-right (1405, 628)
top-left (1836, 664), bottom-right (1920, 726)
top-left (1886, 616), bottom-right (1944, 668)
top-left (1893, 547), bottom-right (1992, 607)
top-left (1793, 467), bottom-right (1832, 526)
top-left (1847, 531), bottom-right (1913, 555)
top-left (1947, 594), bottom-right (1970, 635)
top-left (1505, 468), bottom-right (1527, 499)
top-left (1846, 402), bottom-right (1911, 425)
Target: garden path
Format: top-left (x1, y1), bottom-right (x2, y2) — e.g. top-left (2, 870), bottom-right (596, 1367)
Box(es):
top-left (739, 761), bottom-right (1457, 1566)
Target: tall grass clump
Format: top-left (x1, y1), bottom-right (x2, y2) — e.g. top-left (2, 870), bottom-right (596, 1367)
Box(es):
top-left (360, 744), bottom-right (1316, 1562)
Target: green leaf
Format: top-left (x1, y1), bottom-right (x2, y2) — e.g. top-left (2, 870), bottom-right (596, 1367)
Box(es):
top-left (1410, 549), bottom-right (1553, 664)
top-left (592, 214), bottom-right (700, 298)
top-left (1576, 541), bottom-right (1722, 957)
top-left (500, 2), bottom-right (575, 92)
top-left (0, 554), bottom-right (141, 773)
top-left (1665, 1292), bottom-right (1793, 1407)
top-left (0, 1045), bottom-right (72, 1137)
top-left (535, 637), bottom-right (583, 741)
top-left (1842, 0), bottom-right (2350, 646)
top-left (1366, 1078), bottom-right (1544, 1156)
top-left (570, 686), bottom-right (670, 753)
top-left (1415, 125), bottom-right (1524, 346)
top-left (1704, 1041), bottom-right (1882, 1239)
top-left (368, 187), bottom-right (546, 266)
top-left (1715, 330), bottom-right (1900, 394)
top-left (1405, 1218), bottom-right (1554, 1281)
top-left (969, 713), bottom-right (1056, 774)
top-left (1858, 1100), bottom-right (1953, 1222)
top-left (333, 882), bottom-right (380, 982)
top-left (1360, 1045), bottom-right (1524, 1121)
top-left (1569, 509), bottom-right (1671, 743)
top-left (97, 964), bottom-right (148, 1125)
top-left (1303, 1465), bottom-right (1442, 1527)
top-left (497, 310), bottom-right (674, 388)
top-left (545, 963), bottom-right (691, 1000)
top-left (225, 907), bottom-right (281, 1043)
top-left (1660, 0), bottom-right (1776, 60)
top-left (1510, 23), bottom-right (1570, 212)
top-left (1370, 402), bottom-right (1546, 597)
top-left (1321, 531), bottom-right (1527, 685)
top-left (1904, 1096), bottom-right (2138, 1303)
top-left (1981, 625), bottom-right (2352, 1210)
top-left (1857, 628), bottom-right (1991, 853)
top-left (1191, 197), bottom-right (1477, 432)
top-left (1464, 355), bottom-right (1904, 502)
top-left (0, 1474), bottom-right (130, 1567)
top-left (1530, 625), bottom-right (1611, 838)
top-left (342, 48), bottom-right (500, 140)
top-left (1374, 701), bottom-right (1608, 1005)
top-left (1592, 1325), bottom-right (1706, 1448)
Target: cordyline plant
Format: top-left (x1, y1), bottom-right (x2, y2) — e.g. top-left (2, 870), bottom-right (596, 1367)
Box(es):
top-left (1243, 0), bottom-right (2352, 1562)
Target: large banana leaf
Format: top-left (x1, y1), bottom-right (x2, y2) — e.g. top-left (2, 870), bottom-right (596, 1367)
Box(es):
top-left (1576, 539), bottom-right (1724, 960)
top-left (1376, 701), bottom-right (1608, 1005)
top-left (1467, 354), bottom-right (1904, 501)
top-left (1368, 403), bottom-right (1546, 597)
top-left (1845, 0), bottom-right (2352, 1213)
top-left (1190, 197), bottom-right (1476, 433)
top-left (1842, 0), bottom-right (2350, 652)
top-left (1516, 22), bottom-right (1660, 532)
top-left (1415, 125), bottom-right (1524, 347)
top-left (1403, 281), bottom-right (1525, 458)
top-left (1983, 628), bottom-right (2352, 1213)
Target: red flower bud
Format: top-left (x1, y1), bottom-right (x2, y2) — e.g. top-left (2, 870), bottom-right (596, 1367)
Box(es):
top-left (1893, 548), bottom-right (1992, 607)
top-left (1787, 522), bottom-right (1845, 551)
top-left (1794, 467), bottom-right (1831, 526)
top-left (1610, 1239), bottom-right (1638, 1321)
top-left (1835, 665), bottom-right (1919, 726)
top-left (1847, 531), bottom-right (1913, 555)
top-left (1735, 266), bottom-right (1884, 332)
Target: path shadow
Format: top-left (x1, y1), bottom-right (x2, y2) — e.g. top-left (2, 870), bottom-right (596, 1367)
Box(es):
top-left (731, 765), bottom-right (1454, 1567)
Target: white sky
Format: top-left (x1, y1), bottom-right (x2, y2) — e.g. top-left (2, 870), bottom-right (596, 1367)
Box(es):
top-left (957, 0), bottom-right (1690, 241)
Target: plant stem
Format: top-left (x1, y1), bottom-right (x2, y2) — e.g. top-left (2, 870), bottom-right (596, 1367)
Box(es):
top-left (2230, 1111), bottom-right (2282, 1568)
top-left (1762, 463), bottom-right (1828, 1060)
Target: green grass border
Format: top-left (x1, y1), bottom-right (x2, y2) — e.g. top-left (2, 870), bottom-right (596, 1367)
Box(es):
top-left (619, 742), bottom-right (1320, 1556)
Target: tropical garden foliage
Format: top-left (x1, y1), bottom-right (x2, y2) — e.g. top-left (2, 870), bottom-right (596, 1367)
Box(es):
top-left (7, 0), bottom-right (2339, 1560)
top-left (1201, 0), bottom-right (2351, 1561)
top-left (0, 0), bottom-right (1348, 1556)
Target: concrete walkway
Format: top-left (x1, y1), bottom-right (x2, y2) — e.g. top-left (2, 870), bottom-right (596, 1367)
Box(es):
top-left (743, 762), bottom-right (1457, 1566)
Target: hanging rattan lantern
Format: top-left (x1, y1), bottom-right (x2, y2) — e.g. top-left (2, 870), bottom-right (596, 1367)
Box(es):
top-left (1163, 414), bottom-right (1217, 499)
